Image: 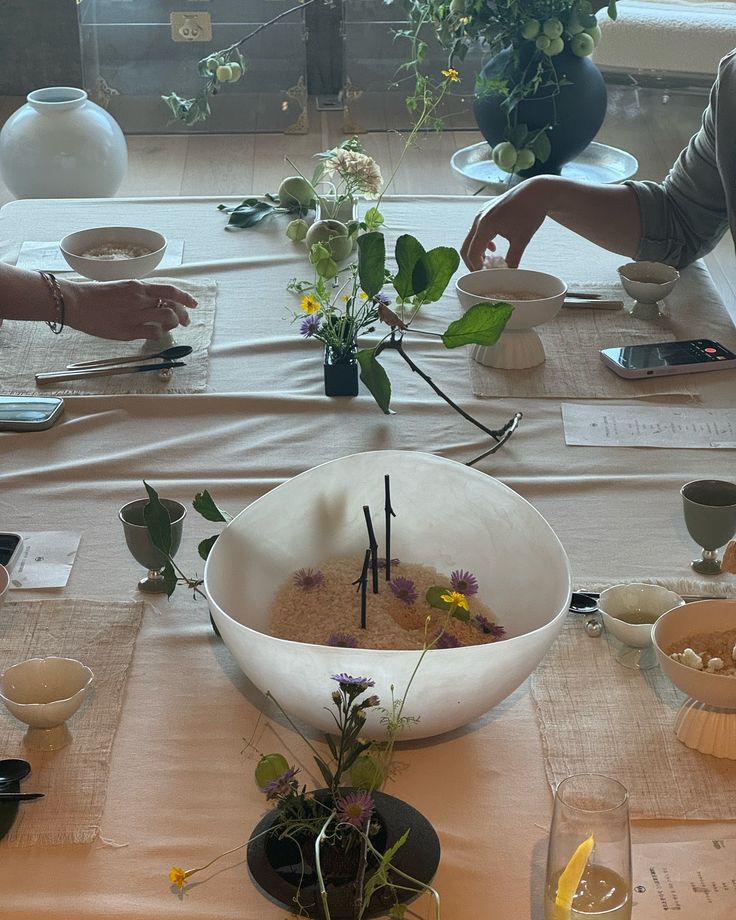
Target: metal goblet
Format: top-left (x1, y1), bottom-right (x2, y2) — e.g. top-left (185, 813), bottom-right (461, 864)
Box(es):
top-left (681, 479), bottom-right (736, 575)
top-left (119, 498), bottom-right (186, 593)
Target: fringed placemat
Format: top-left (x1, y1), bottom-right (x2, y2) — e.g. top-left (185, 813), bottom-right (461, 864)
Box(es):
top-left (468, 283), bottom-right (692, 400)
top-left (0, 277), bottom-right (215, 395)
top-left (0, 598), bottom-right (145, 846)
top-left (530, 613), bottom-right (736, 821)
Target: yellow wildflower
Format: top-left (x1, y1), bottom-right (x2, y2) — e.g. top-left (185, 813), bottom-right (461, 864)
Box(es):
top-left (441, 68), bottom-right (460, 83)
top-left (440, 590), bottom-right (469, 611)
top-left (300, 294), bottom-right (320, 315)
top-left (360, 291), bottom-right (369, 300)
top-left (169, 866), bottom-right (189, 890)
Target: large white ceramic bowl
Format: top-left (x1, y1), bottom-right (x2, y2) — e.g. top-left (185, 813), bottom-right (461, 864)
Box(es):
top-left (653, 599), bottom-right (736, 759)
top-left (205, 450), bottom-right (572, 740)
top-left (455, 268), bottom-right (567, 369)
top-left (0, 656), bottom-right (94, 751)
top-left (0, 564), bottom-right (8, 609)
top-left (60, 226), bottom-right (166, 281)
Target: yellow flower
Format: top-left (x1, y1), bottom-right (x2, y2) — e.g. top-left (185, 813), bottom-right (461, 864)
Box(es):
top-left (440, 590), bottom-right (469, 611)
top-left (169, 866), bottom-right (189, 890)
top-left (300, 294), bottom-right (320, 315)
top-left (341, 294), bottom-right (350, 303)
top-left (441, 68), bottom-right (460, 83)
top-left (360, 291), bottom-right (369, 300)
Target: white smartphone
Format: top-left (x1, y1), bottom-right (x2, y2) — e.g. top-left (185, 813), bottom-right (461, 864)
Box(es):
top-left (0, 396), bottom-right (64, 431)
top-left (600, 339), bottom-right (736, 379)
top-left (0, 533), bottom-right (23, 573)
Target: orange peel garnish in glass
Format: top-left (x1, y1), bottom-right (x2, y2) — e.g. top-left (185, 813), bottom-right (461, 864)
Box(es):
top-left (555, 834), bottom-right (595, 916)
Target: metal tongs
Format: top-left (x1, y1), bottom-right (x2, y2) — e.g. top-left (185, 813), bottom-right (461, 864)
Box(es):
top-left (563, 291), bottom-right (624, 311)
top-left (35, 345), bottom-right (192, 385)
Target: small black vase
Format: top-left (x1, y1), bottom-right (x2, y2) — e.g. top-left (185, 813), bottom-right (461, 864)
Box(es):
top-left (473, 46), bottom-right (607, 177)
top-left (247, 789), bottom-right (441, 920)
top-left (324, 344), bottom-right (359, 398)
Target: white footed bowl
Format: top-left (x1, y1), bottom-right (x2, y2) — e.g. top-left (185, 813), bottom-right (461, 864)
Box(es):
top-left (599, 583), bottom-right (685, 649)
top-left (0, 564), bottom-right (8, 608)
top-left (205, 450), bottom-right (572, 740)
top-left (618, 261), bottom-right (680, 305)
top-left (60, 226), bottom-right (166, 281)
top-left (0, 657), bottom-right (94, 751)
top-left (455, 268), bottom-right (567, 369)
top-left (654, 599), bottom-right (736, 759)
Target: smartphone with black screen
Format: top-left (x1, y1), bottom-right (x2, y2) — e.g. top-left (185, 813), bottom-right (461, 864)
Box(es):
top-left (600, 339), bottom-right (736, 379)
top-left (0, 533), bottom-right (23, 572)
top-left (0, 396), bottom-right (64, 431)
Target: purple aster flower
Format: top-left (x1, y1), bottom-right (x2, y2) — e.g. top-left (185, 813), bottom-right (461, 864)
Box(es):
top-left (263, 766), bottom-right (300, 800)
top-left (299, 314), bottom-right (321, 338)
top-left (332, 673), bottom-right (375, 690)
top-left (450, 569), bottom-right (479, 596)
top-left (336, 791), bottom-right (375, 830)
top-left (474, 614), bottom-right (506, 639)
top-left (435, 632), bottom-right (462, 649)
top-left (375, 291), bottom-right (391, 307)
top-left (293, 568), bottom-right (324, 590)
top-left (327, 631), bottom-right (359, 648)
top-left (389, 576), bottom-right (418, 605)
top-left (377, 557), bottom-right (400, 569)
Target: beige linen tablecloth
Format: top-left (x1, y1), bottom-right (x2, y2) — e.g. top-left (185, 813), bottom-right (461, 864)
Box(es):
top-left (1, 196), bottom-right (735, 920)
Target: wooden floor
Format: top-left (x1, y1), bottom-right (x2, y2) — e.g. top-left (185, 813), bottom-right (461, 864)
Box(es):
top-left (1, 87), bottom-right (733, 316)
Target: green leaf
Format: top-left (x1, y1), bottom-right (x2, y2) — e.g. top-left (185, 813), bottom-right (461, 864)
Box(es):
top-left (162, 561), bottom-right (178, 598)
top-left (362, 829), bottom-right (410, 904)
top-left (357, 232), bottom-right (386, 298)
top-left (314, 757), bottom-right (335, 789)
top-left (418, 246), bottom-right (461, 302)
top-left (608, 0), bottom-right (618, 19)
top-left (508, 124), bottom-right (529, 149)
top-left (197, 534), bottom-right (219, 561)
top-left (357, 348), bottom-right (392, 415)
top-left (425, 586), bottom-right (451, 611)
top-left (193, 489), bottom-right (230, 522)
top-left (223, 200), bottom-right (277, 229)
top-left (143, 481), bottom-right (172, 556)
top-left (362, 207), bottom-right (384, 232)
top-left (532, 131), bottom-right (552, 164)
top-left (393, 235), bottom-right (426, 300)
top-left (441, 301), bottom-right (514, 349)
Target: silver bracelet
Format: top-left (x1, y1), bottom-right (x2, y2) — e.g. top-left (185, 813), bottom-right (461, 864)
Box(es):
top-left (38, 270), bottom-right (65, 334)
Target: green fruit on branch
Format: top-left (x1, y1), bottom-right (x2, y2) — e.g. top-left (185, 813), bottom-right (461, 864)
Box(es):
top-left (546, 36), bottom-right (565, 56)
top-left (585, 25), bottom-right (602, 46)
top-left (205, 57), bottom-right (220, 73)
top-left (350, 755), bottom-right (386, 790)
top-left (228, 62), bottom-right (243, 82)
top-left (254, 753), bottom-right (290, 789)
top-left (286, 218), bottom-right (309, 242)
top-left (542, 18), bottom-right (564, 39)
top-left (521, 19), bottom-right (541, 40)
top-left (216, 64), bottom-right (233, 83)
top-left (306, 219), bottom-right (353, 261)
top-left (278, 176), bottom-right (316, 209)
top-left (515, 148), bottom-right (536, 171)
top-left (492, 141), bottom-right (518, 173)
top-left (450, 0), bottom-right (467, 13)
top-left (570, 32), bottom-right (595, 56)
top-left (535, 34), bottom-right (551, 52)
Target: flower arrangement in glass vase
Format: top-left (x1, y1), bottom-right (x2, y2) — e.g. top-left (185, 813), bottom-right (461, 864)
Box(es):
top-left (168, 670), bottom-right (443, 919)
top-left (396, 0), bottom-right (620, 176)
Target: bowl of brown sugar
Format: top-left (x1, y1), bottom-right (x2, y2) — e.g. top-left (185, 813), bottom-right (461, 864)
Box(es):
top-left (60, 226), bottom-right (167, 280)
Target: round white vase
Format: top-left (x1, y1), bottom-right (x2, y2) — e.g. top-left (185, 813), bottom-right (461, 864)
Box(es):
top-left (0, 87), bottom-right (127, 199)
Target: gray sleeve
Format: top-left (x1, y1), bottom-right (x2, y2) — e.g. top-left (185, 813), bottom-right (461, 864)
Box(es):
top-left (623, 61), bottom-right (729, 269)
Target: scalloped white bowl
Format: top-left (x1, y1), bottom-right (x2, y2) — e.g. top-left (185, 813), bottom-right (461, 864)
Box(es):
top-left (205, 450), bottom-right (572, 740)
top-left (455, 268), bottom-right (567, 369)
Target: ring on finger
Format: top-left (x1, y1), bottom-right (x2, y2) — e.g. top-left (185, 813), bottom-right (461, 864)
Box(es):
top-left (156, 298), bottom-right (169, 310)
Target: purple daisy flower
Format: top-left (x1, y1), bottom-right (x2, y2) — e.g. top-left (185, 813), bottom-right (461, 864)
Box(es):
top-left (450, 569), bottom-right (479, 596)
top-left (263, 766), bottom-right (300, 800)
top-left (389, 576), bottom-right (418, 605)
top-left (331, 674), bottom-right (375, 690)
top-left (474, 614), bottom-right (506, 639)
top-left (377, 557), bottom-right (400, 569)
top-left (293, 568), bottom-right (324, 590)
top-left (299, 314), bottom-right (321, 338)
top-left (336, 791), bottom-right (375, 830)
top-left (327, 631), bottom-right (359, 648)
top-left (435, 632), bottom-right (462, 649)
top-left (375, 291), bottom-right (392, 307)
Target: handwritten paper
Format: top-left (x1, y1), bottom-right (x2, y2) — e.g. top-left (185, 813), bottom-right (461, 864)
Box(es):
top-left (633, 838), bottom-right (736, 918)
top-left (562, 404), bottom-right (736, 448)
top-left (9, 531), bottom-right (81, 589)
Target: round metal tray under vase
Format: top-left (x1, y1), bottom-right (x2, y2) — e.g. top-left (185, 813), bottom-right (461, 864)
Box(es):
top-left (451, 140), bottom-right (638, 193)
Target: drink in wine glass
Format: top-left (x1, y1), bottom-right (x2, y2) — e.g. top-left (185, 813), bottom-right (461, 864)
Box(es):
top-left (681, 479), bottom-right (736, 575)
top-left (544, 774), bottom-right (631, 920)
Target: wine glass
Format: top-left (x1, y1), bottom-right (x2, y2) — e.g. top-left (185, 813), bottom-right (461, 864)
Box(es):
top-left (119, 498), bottom-right (186, 593)
top-left (681, 479), bottom-right (736, 575)
top-left (544, 774), bottom-right (631, 920)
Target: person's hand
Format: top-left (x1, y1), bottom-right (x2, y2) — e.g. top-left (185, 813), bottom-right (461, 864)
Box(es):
top-left (461, 177), bottom-right (551, 271)
top-left (61, 279), bottom-right (197, 341)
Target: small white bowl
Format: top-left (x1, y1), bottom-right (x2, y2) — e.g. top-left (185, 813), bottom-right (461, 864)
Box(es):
top-left (0, 657), bottom-right (94, 751)
top-left (618, 261), bottom-right (680, 313)
top-left (599, 583), bottom-right (685, 669)
top-left (60, 226), bottom-right (166, 281)
top-left (653, 599), bottom-right (736, 758)
top-left (455, 268), bottom-right (567, 368)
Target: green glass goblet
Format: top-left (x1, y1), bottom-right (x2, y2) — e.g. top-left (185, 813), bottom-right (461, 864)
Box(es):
top-left (681, 479), bottom-right (736, 575)
top-left (119, 498), bottom-right (186, 593)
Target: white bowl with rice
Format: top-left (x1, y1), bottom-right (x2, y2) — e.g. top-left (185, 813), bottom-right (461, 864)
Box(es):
top-left (455, 268), bottom-right (567, 369)
top-left (59, 226), bottom-right (166, 281)
top-left (205, 450), bottom-right (572, 740)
